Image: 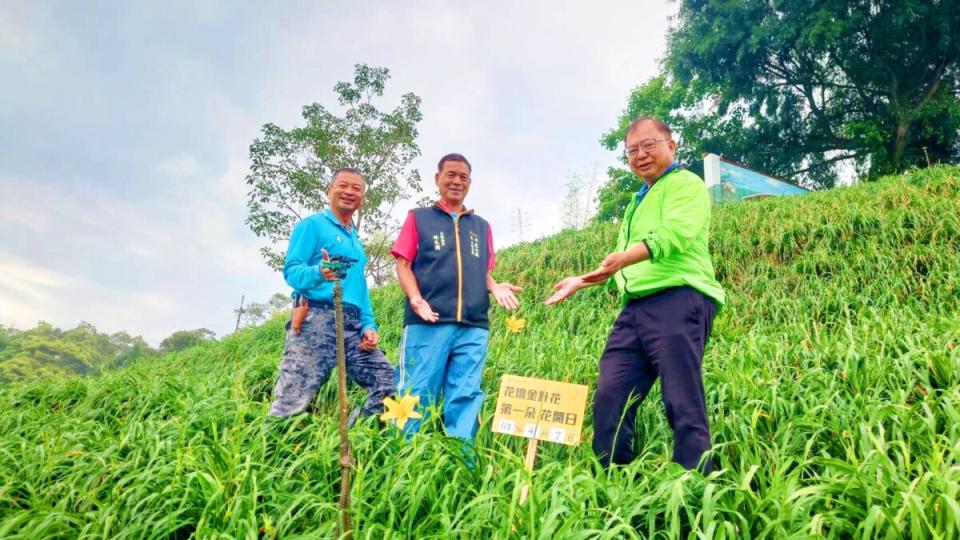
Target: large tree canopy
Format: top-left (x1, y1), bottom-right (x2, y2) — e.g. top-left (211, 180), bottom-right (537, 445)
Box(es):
top-left (600, 0), bottom-right (959, 213)
top-left (0, 322), bottom-right (156, 382)
top-left (246, 64), bottom-right (423, 285)
top-left (158, 329), bottom-right (216, 354)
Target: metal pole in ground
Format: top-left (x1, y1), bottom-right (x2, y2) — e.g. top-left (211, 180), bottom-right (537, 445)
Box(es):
top-left (333, 273), bottom-right (353, 539)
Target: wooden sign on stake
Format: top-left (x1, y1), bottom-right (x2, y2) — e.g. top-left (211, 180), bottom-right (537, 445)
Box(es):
top-left (492, 375), bottom-right (589, 504)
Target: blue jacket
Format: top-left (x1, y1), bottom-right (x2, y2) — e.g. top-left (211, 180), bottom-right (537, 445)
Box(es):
top-left (283, 210), bottom-right (377, 333)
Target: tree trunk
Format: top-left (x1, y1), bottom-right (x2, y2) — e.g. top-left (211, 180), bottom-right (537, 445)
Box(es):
top-left (892, 120), bottom-right (910, 172)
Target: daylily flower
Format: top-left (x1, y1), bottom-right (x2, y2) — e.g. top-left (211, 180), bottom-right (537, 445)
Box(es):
top-left (505, 316), bottom-right (526, 333)
top-left (381, 394), bottom-right (423, 429)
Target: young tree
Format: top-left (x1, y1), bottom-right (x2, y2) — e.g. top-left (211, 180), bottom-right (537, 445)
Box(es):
top-left (240, 302), bottom-right (268, 327)
top-left (561, 177), bottom-right (583, 231)
top-left (266, 292), bottom-right (290, 314)
top-left (245, 64), bottom-right (424, 284)
top-left (561, 166), bottom-right (600, 230)
top-left (232, 293), bottom-right (291, 330)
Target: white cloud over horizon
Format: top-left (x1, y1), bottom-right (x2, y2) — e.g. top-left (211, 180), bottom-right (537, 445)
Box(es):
top-left (0, 0), bottom-right (676, 345)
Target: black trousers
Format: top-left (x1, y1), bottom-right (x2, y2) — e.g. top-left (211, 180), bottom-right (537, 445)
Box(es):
top-left (592, 286), bottom-right (717, 470)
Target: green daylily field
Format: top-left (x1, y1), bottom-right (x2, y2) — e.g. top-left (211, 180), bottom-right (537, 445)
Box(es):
top-left (1, 166), bottom-right (959, 538)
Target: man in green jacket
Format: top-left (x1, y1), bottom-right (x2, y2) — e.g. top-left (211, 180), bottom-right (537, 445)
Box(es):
top-left (546, 117), bottom-right (724, 471)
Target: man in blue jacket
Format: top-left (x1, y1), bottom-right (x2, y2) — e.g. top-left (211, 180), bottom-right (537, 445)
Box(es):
top-left (268, 167), bottom-right (394, 420)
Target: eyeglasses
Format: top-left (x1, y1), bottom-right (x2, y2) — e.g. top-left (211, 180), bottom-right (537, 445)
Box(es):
top-left (625, 138), bottom-right (669, 157)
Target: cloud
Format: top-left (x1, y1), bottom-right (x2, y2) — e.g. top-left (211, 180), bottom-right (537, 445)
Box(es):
top-left (0, 249), bottom-right (176, 334)
top-left (0, 172), bottom-right (278, 344)
top-left (0, 3), bottom-right (41, 58)
top-left (254, 0), bottom-right (677, 246)
top-left (158, 154), bottom-right (203, 178)
top-left (0, 1), bottom-right (678, 342)
top-left (0, 252), bottom-right (81, 303)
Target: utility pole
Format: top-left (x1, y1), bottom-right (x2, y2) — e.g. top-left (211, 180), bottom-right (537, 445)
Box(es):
top-left (234, 294), bottom-right (245, 332)
top-left (513, 208), bottom-right (529, 242)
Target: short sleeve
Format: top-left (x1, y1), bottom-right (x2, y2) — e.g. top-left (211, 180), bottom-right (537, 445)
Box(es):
top-left (486, 224), bottom-right (496, 271)
top-left (391, 210), bottom-right (419, 261)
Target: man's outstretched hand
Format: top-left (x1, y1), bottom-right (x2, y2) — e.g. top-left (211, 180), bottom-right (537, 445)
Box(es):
top-left (581, 251), bottom-right (630, 284)
top-left (491, 282), bottom-right (523, 310)
top-left (544, 276), bottom-right (585, 306)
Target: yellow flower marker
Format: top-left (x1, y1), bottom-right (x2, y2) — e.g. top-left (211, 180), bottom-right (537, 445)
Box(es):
top-left (505, 316), bottom-right (526, 333)
top-left (492, 374), bottom-right (589, 506)
top-left (381, 394), bottom-right (423, 429)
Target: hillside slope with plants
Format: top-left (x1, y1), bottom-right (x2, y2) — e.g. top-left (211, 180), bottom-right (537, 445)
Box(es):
top-left (1, 166), bottom-right (958, 538)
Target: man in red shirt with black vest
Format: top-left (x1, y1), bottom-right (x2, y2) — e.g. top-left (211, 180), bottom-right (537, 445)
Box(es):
top-left (391, 153), bottom-right (522, 441)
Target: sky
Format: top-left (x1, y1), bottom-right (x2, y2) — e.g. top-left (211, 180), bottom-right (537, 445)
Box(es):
top-left (0, 0), bottom-right (677, 345)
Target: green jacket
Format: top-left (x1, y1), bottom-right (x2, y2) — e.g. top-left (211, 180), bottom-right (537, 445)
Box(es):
top-left (613, 168), bottom-right (725, 306)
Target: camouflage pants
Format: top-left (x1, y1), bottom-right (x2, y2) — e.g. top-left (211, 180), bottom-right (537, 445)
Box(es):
top-left (268, 306), bottom-right (394, 418)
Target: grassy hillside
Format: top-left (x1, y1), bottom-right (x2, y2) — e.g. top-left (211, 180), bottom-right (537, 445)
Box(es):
top-left (1, 166), bottom-right (958, 538)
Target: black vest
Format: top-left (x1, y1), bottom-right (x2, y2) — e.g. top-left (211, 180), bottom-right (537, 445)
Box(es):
top-left (404, 205), bottom-right (491, 328)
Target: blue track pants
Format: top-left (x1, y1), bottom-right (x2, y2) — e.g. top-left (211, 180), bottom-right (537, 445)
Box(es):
top-left (395, 323), bottom-right (489, 441)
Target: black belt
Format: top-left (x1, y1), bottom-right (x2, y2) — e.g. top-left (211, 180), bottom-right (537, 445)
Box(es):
top-left (295, 298), bottom-right (360, 319)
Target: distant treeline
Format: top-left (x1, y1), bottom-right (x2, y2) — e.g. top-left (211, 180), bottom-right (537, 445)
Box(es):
top-left (1, 292), bottom-right (291, 383)
top-left (0, 323), bottom-right (216, 383)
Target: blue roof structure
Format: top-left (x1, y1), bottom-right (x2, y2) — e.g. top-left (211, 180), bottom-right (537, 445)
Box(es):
top-left (704, 153), bottom-right (809, 203)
